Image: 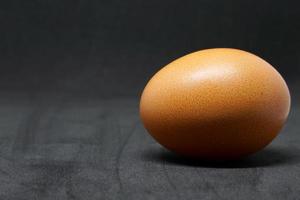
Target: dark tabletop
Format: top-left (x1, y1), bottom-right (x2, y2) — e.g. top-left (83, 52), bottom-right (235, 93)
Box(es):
top-left (0, 93), bottom-right (299, 200)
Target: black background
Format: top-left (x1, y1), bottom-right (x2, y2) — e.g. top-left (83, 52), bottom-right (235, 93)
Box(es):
top-left (0, 0), bottom-right (299, 97)
top-left (0, 0), bottom-right (299, 199)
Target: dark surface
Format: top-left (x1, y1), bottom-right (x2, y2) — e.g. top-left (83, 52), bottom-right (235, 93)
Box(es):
top-left (0, 93), bottom-right (299, 200)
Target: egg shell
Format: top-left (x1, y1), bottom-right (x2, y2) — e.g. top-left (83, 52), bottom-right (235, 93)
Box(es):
top-left (140, 48), bottom-right (290, 160)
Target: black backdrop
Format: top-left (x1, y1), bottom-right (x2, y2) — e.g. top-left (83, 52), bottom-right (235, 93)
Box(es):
top-left (0, 0), bottom-right (299, 98)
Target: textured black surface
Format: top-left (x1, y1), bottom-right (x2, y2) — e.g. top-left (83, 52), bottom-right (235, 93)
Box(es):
top-left (0, 93), bottom-right (299, 200)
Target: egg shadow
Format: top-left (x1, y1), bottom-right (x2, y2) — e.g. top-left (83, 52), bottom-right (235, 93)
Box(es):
top-left (141, 145), bottom-right (299, 168)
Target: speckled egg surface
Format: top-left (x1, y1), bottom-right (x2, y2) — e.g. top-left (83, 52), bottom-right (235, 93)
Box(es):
top-left (140, 48), bottom-right (290, 160)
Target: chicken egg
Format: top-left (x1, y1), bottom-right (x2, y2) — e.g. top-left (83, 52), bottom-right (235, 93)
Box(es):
top-left (140, 48), bottom-right (290, 160)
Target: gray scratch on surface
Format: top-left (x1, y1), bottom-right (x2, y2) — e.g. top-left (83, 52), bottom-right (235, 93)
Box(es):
top-left (12, 105), bottom-right (46, 158)
top-left (65, 176), bottom-right (77, 200)
top-left (194, 168), bottom-right (223, 199)
top-left (162, 163), bottom-right (181, 200)
top-left (115, 120), bottom-right (139, 195)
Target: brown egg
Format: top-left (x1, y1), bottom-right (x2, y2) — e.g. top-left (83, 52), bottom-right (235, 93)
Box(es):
top-left (140, 48), bottom-right (290, 160)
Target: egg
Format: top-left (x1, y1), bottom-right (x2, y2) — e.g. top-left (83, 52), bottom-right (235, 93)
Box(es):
top-left (140, 48), bottom-right (290, 160)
